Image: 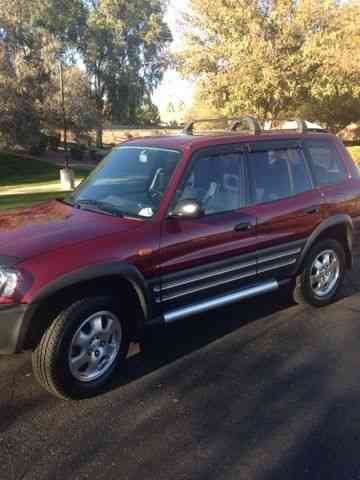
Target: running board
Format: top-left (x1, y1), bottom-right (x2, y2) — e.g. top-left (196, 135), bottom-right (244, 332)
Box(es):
top-left (163, 280), bottom-right (279, 323)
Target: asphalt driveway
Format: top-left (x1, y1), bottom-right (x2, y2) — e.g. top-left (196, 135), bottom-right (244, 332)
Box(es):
top-left (1, 263), bottom-right (360, 480)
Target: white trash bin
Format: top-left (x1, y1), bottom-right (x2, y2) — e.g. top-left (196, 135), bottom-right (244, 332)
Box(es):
top-left (60, 168), bottom-right (75, 191)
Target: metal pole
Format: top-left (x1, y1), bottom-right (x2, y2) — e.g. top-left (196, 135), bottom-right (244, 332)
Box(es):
top-left (60, 60), bottom-right (69, 169)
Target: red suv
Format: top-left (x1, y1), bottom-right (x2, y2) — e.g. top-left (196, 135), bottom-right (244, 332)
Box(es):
top-left (1, 118), bottom-right (359, 399)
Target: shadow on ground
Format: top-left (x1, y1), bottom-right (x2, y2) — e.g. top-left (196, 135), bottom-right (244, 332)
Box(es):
top-left (1, 265), bottom-right (360, 479)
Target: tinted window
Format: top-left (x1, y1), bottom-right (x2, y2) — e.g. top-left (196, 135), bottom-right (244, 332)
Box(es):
top-left (305, 140), bottom-right (346, 186)
top-left (249, 148), bottom-right (312, 204)
top-left (177, 152), bottom-right (245, 214)
top-left (249, 151), bottom-right (291, 203)
top-left (287, 149), bottom-right (313, 194)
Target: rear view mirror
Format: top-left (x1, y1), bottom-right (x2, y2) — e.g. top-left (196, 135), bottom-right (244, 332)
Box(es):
top-left (169, 199), bottom-right (203, 219)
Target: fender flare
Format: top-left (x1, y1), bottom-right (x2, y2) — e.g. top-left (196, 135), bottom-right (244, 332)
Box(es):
top-left (32, 261), bottom-right (153, 320)
top-left (19, 262), bottom-right (154, 350)
top-left (295, 214), bottom-right (354, 274)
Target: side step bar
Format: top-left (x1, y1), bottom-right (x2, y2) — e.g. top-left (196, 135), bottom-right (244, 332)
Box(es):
top-left (163, 280), bottom-right (279, 323)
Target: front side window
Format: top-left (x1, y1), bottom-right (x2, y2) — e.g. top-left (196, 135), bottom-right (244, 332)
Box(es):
top-left (176, 151), bottom-right (245, 215)
top-left (249, 148), bottom-right (312, 204)
top-left (71, 147), bottom-right (182, 218)
top-left (305, 140), bottom-right (347, 186)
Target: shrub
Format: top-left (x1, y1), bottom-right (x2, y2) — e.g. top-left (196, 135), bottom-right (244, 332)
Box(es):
top-left (69, 143), bottom-right (87, 161)
top-left (48, 134), bottom-right (61, 151)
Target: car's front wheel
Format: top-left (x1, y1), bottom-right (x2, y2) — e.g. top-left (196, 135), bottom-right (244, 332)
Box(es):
top-left (32, 297), bottom-right (130, 400)
top-left (293, 239), bottom-right (346, 307)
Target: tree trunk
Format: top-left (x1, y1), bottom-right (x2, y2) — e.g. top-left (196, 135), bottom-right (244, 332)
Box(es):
top-left (96, 125), bottom-right (103, 148)
top-left (95, 97), bottom-right (104, 148)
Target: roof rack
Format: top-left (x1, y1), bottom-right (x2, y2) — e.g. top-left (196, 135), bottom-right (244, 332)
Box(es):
top-left (264, 119), bottom-right (327, 134)
top-left (295, 119), bottom-right (307, 133)
top-left (183, 116), bottom-right (262, 136)
top-left (183, 117), bottom-right (327, 136)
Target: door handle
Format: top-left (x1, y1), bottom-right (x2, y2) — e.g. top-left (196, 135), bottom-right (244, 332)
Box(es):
top-left (304, 206), bottom-right (321, 215)
top-left (234, 222), bottom-right (253, 232)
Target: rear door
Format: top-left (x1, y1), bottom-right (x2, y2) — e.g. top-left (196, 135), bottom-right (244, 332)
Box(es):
top-left (303, 137), bottom-right (360, 218)
top-left (304, 137), bottom-right (360, 254)
top-left (156, 145), bottom-right (259, 313)
top-left (245, 140), bottom-right (323, 280)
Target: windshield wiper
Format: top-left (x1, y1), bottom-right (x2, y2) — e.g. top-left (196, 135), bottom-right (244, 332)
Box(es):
top-left (61, 196), bottom-right (75, 206)
top-left (74, 199), bottom-right (124, 217)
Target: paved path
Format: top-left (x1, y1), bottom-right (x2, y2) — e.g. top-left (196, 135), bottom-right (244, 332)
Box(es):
top-left (0, 181), bottom-right (83, 196)
top-left (1, 264), bottom-right (360, 479)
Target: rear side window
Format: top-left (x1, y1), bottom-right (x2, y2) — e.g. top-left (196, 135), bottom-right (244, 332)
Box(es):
top-left (248, 148), bottom-right (312, 204)
top-left (305, 140), bottom-right (347, 186)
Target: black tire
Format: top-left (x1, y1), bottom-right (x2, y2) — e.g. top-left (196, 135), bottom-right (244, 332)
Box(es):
top-left (293, 239), bottom-right (346, 307)
top-left (32, 296), bottom-right (130, 400)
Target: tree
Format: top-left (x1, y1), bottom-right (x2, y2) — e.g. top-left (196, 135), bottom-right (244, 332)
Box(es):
top-left (0, 0), bottom-right (47, 148)
top-left (184, 86), bottom-right (217, 122)
top-left (44, 66), bottom-right (100, 142)
top-left (0, 56), bottom-right (42, 148)
top-left (137, 97), bottom-right (161, 126)
top-left (0, 0), bottom-right (88, 148)
top-left (81, 0), bottom-right (172, 146)
top-left (178, 0), bottom-right (360, 131)
top-left (0, 0), bottom-right (171, 149)
top-left (297, 1), bottom-right (360, 132)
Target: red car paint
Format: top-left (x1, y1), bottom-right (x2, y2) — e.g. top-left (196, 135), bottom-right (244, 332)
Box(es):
top-left (0, 131), bottom-right (359, 310)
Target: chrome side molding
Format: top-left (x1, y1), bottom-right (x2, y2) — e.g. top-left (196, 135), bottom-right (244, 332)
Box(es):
top-left (257, 247), bottom-right (301, 265)
top-left (161, 268), bottom-right (257, 303)
top-left (157, 258), bottom-right (257, 293)
top-left (164, 280), bottom-right (279, 323)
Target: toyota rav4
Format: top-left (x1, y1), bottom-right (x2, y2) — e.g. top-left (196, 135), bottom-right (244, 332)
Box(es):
top-left (1, 117), bottom-right (359, 399)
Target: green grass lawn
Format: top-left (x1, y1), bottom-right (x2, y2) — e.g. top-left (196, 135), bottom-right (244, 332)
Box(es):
top-left (0, 152), bottom-right (91, 210)
top-left (349, 146), bottom-right (360, 164)
top-left (0, 152), bottom-right (90, 189)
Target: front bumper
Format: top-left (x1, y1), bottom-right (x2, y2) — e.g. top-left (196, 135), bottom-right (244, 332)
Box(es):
top-left (0, 304), bottom-right (29, 355)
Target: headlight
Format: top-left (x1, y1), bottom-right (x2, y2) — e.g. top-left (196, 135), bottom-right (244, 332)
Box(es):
top-left (0, 268), bottom-right (20, 298)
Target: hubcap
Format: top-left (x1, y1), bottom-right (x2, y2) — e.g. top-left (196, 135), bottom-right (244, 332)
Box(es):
top-left (310, 249), bottom-right (340, 298)
top-left (68, 311), bottom-right (122, 383)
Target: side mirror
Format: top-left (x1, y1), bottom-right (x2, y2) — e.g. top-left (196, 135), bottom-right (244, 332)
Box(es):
top-left (169, 199), bottom-right (203, 219)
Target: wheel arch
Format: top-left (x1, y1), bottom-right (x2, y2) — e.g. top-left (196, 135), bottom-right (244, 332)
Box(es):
top-left (20, 262), bottom-right (154, 351)
top-left (295, 214), bottom-right (353, 275)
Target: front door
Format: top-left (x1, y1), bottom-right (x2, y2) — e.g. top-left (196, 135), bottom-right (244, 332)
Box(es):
top-left (156, 146), bottom-right (258, 313)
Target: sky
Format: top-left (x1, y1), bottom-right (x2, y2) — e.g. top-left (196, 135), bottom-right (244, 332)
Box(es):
top-left (152, 0), bottom-right (195, 118)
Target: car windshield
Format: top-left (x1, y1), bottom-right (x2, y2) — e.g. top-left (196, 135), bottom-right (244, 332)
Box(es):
top-left (70, 146), bottom-right (182, 218)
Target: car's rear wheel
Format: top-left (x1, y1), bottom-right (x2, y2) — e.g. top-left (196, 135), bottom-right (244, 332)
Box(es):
top-left (32, 297), bottom-right (130, 400)
top-left (293, 239), bottom-right (346, 307)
